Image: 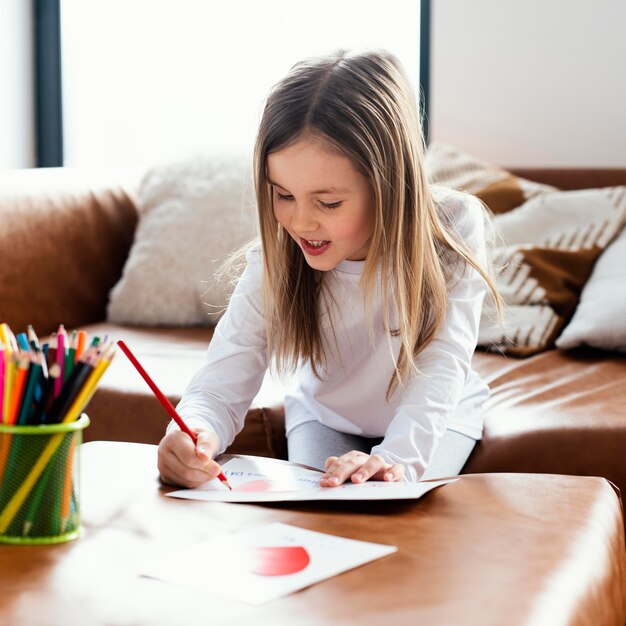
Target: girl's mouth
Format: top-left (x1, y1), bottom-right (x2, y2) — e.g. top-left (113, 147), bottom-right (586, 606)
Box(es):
top-left (300, 238), bottom-right (331, 256)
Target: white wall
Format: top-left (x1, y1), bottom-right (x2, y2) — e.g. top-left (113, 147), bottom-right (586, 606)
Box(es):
top-left (0, 0), bottom-right (35, 169)
top-left (430, 0), bottom-right (626, 167)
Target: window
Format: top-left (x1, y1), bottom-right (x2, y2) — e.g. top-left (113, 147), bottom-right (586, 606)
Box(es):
top-left (60, 0), bottom-right (423, 168)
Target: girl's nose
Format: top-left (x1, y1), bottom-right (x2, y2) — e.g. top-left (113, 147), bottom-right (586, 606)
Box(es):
top-left (290, 203), bottom-right (319, 233)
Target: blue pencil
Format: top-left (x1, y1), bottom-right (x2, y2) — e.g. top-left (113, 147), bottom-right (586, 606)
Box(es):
top-left (16, 333), bottom-right (30, 352)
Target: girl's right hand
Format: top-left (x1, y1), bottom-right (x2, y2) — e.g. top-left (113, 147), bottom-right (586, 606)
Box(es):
top-left (157, 423), bottom-right (222, 488)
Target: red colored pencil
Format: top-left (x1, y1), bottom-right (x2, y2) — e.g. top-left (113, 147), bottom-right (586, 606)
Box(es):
top-left (116, 340), bottom-right (232, 490)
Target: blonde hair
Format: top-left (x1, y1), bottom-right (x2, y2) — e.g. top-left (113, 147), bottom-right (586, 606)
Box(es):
top-left (253, 49), bottom-right (501, 397)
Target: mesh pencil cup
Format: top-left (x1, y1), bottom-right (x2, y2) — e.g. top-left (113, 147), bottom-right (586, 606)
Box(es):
top-left (0, 414), bottom-right (90, 545)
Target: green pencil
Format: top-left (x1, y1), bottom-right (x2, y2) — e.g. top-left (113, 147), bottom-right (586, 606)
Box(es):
top-left (16, 355), bottom-right (43, 425)
top-left (22, 459), bottom-right (54, 536)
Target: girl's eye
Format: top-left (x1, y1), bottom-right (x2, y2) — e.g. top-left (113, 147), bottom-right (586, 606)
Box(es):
top-left (320, 201), bottom-right (342, 209)
top-left (276, 191), bottom-right (293, 202)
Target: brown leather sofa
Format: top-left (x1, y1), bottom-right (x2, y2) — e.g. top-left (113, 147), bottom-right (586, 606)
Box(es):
top-left (2, 166), bottom-right (626, 506)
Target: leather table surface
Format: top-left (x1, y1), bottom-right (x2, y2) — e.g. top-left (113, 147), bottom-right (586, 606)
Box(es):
top-left (1, 441), bottom-right (624, 626)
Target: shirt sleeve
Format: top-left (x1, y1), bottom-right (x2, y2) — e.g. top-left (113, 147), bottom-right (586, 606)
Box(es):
top-left (171, 250), bottom-right (269, 453)
top-left (370, 194), bottom-right (488, 482)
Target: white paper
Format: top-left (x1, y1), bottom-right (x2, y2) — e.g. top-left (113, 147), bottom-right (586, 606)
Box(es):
top-left (166, 455), bottom-right (457, 503)
top-left (142, 522), bottom-right (397, 604)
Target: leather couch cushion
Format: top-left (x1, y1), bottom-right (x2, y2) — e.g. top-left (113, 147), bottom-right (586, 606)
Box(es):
top-left (0, 168), bottom-right (139, 335)
top-left (467, 348), bottom-right (626, 497)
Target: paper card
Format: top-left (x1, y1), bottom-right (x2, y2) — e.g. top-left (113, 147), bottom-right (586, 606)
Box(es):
top-left (141, 522), bottom-right (397, 604)
top-left (166, 455), bottom-right (457, 503)
top-left (218, 456), bottom-right (323, 493)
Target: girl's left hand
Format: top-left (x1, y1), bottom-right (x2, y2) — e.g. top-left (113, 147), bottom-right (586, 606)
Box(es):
top-left (320, 451), bottom-right (405, 487)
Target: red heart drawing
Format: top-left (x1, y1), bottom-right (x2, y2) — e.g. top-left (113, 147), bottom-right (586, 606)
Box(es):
top-left (249, 546), bottom-right (311, 576)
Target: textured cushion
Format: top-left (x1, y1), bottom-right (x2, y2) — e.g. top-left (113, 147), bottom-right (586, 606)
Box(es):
top-left (556, 222), bottom-right (626, 352)
top-left (107, 154), bottom-right (257, 326)
top-left (425, 142), bottom-right (556, 214)
top-left (480, 186), bottom-right (626, 355)
top-left (425, 143), bottom-right (626, 355)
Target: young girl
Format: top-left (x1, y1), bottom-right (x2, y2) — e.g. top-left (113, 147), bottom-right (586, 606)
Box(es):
top-left (158, 50), bottom-right (500, 489)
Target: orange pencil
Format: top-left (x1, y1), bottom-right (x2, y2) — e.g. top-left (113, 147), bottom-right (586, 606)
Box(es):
top-left (8, 354), bottom-right (30, 425)
top-left (74, 330), bottom-right (87, 363)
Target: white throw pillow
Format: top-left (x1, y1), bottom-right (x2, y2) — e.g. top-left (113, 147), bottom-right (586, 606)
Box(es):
top-left (477, 186), bottom-right (626, 355)
top-left (556, 224), bottom-right (626, 352)
top-left (107, 154), bottom-right (257, 326)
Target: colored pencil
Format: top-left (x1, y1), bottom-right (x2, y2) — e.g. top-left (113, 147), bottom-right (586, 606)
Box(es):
top-left (0, 325), bottom-right (8, 348)
top-left (61, 344), bottom-right (114, 425)
top-left (46, 359), bottom-right (94, 424)
top-left (27, 325), bottom-right (40, 351)
top-left (0, 342), bottom-right (5, 424)
top-left (0, 323), bottom-right (17, 352)
top-left (66, 330), bottom-right (77, 380)
top-left (116, 339), bottom-right (233, 490)
top-left (1, 332), bottom-right (15, 425)
top-left (22, 458), bottom-right (54, 537)
top-left (0, 323), bottom-right (116, 538)
top-left (75, 330), bottom-right (87, 363)
top-left (16, 353), bottom-right (44, 425)
top-left (16, 333), bottom-right (30, 352)
top-left (33, 363), bottom-right (60, 424)
top-left (54, 326), bottom-right (66, 399)
top-left (46, 334), bottom-right (56, 375)
top-left (0, 348), bottom-right (114, 534)
top-left (8, 354), bottom-right (30, 425)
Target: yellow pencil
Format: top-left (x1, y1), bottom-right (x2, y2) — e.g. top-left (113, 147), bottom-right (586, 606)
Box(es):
top-left (62, 346), bottom-right (114, 423)
top-left (0, 324), bottom-right (12, 349)
top-left (0, 349), bottom-right (114, 534)
top-left (0, 324), bottom-right (18, 353)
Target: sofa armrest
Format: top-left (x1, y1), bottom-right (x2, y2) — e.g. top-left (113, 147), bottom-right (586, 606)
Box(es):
top-left (0, 167), bottom-right (140, 335)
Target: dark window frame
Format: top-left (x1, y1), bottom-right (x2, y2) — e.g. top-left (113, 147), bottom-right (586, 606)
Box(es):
top-left (34, 0), bottom-right (63, 167)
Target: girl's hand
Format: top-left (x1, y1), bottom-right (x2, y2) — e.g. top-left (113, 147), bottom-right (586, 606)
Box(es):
top-left (320, 451), bottom-right (405, 487)
top-left (157, 423), bottom-right (222, 488)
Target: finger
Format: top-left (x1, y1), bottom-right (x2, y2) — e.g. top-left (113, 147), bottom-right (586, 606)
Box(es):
top-left (158, 432), bottom-right (220, 487)
top-left (158, 447), bottom-right (216, 487)
top-left (324, 456), bottom-right (338, 471)
top-left (383, 464), bottom-right (405, 482)
top-left (320, 452), bottom-right (369, 487)
top-left (371, 463), bottom-right (405, 482)
top-left (195, 429), bottom-right (218, 461)
top-left (350, 454), bottom-right (389, 483)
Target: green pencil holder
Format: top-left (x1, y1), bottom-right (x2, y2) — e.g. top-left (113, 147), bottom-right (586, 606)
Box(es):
top-left (0, 414), bottom-right (90, 545)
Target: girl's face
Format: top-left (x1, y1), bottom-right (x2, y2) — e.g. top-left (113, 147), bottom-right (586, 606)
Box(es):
top-left (267, 136), bottom-right (376, 271)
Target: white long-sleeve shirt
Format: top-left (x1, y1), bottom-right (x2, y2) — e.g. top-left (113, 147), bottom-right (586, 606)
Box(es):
top-left (175, 190), bottom-right (489, 481)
